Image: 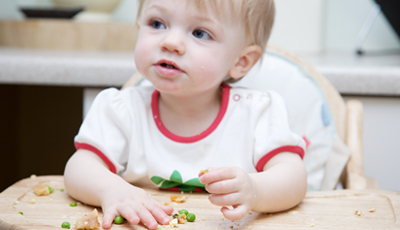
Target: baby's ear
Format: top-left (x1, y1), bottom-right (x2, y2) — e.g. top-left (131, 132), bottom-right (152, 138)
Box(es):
top-left (229, 45), bottom-right (262, 79)
top-left (136, 19), bottom-right (141, 29)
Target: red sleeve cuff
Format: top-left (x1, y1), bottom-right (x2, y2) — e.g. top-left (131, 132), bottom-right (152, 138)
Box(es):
top-left (255, 145), bottom-right (305, 172)
top-left (74, 142), bottom-right (117, 174)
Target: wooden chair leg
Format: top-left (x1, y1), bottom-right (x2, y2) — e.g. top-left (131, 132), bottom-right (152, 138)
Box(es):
top-left (345, 100), bottom-right (368, 190)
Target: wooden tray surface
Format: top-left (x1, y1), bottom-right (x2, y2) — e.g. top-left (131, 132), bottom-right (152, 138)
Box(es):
top-left (0, 176), bottom-right (399, 229)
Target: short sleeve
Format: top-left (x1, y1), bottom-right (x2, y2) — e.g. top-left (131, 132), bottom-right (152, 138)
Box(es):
top-left (253, 91), bottom-right (306, 172)
top-left (74, 88), bottom-right (132, 174)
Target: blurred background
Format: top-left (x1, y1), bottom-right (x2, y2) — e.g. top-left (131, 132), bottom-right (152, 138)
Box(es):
top-left (0, 0), bottom-right (399, 193)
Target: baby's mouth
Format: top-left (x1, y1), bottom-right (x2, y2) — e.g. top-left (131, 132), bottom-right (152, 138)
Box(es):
top-left (160, 63), bottom-right (177, 69)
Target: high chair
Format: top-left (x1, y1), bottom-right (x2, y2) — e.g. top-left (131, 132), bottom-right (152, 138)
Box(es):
top-left (122, 45), bottom-right (371, 191)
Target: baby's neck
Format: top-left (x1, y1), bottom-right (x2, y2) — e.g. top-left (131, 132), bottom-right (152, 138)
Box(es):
top-left (158, 88), bottom-right (222, 137)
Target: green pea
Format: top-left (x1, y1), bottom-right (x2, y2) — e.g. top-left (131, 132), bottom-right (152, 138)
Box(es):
top-left (179, 209), bottom-right (189, 215)
top-left (114, 216), bottom-right (124, 224)
top-left (60, 188), bottom-right (64, 192)
top-left (69, 202), bottom-right (77, 207)
top-left (19, 211), bottom-right (23, 215)
top-left (186, 213), bottom-right (196, 222)
top-left (45, 185), bottom-right (54, 193)
top-left (61, 221), bottom-right (70, 229)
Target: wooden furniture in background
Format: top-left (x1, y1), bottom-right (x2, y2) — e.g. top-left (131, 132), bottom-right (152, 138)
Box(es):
top-left (0, 19), bottom-right (138, 51)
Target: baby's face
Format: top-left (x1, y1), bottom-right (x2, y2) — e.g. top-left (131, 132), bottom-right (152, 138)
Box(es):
top-left (134, 0), bottom-right (248, 97)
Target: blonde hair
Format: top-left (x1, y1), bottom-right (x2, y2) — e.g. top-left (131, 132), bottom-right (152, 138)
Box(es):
top-left (137, 0), bottom-right (275, 82)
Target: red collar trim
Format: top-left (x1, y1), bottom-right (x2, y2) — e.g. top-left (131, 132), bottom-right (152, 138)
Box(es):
top-left (151, 83), bottom-right (231, 143)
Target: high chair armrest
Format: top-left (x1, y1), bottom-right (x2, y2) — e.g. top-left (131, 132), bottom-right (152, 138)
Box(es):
top-left (345, 100), bottom-right (368, 190)
top-left (121, 72), bottom-right (141, 90)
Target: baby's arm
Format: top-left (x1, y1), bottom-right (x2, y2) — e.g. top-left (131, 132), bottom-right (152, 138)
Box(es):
top-left (64, 149), bottom-right (173, 230)
top-left (199, 152), bottom-right (307, 220)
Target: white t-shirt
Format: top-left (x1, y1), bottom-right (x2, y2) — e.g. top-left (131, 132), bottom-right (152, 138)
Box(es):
top-left (75, 83), bottom-right (305, 192)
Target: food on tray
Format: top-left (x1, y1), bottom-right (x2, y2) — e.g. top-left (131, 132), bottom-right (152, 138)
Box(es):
top-left (75, 209), bottom-right (101, 230)
top-left (114, 216), bottom-right (124, 224)
top-left (170, 195), bottom-right (187, 203)
top-left (33, 184), bottom-right (50, 196)
top-left (44, 184), bottom-right (54, 193)
top-left (62, 221), bottom-right (71, 229)
top-left (70, 202), bottom-right (77, 207)
top-left (178, 213), bottom-right (187, 224)
top-left (186, 213), bottom-right (196, 222)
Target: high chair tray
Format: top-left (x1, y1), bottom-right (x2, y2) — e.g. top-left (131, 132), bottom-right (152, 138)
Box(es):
top-left (0, 176), bottom-right (399, 229)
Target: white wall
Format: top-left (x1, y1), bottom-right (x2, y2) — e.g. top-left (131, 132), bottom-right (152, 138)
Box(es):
top-left (2, 0), bottom-right (399, 53)
top-left (324, 0), bottom-right (400, 52)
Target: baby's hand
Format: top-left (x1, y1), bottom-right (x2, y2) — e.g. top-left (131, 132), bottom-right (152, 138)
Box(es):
top-left (100, 181), bottom-right (173, 230)
top-left (199, 167), bottom-right (257, 220)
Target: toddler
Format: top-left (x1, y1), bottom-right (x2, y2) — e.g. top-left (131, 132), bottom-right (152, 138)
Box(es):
top-left (64, 0), bottom-right (307, 229)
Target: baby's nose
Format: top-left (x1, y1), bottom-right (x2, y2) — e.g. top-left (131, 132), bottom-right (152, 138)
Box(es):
top-left (160, 30), bottom-right (186, 55)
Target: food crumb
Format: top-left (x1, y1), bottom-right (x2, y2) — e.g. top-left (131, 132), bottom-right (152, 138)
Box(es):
top-left (30, 174), bottom-right (37, 179)
top-left (354, 210), bottom-right (363, 216)
top-left (49, 198), bottom-right (53, 202)
top-left (310, 224), bottom-right (315, 227)
top-left (369, 208), bottom-right (376, 212)
top-left (14, 200), bottom-right (19, 205)
top-left (169, 218), bottom-right (178, 228)
top-left (170, 195), bottom-right (187, 203)
top-left (29, 199), bottom-right (35, 204)
top-left (19, 211), bottom-right (23, 215)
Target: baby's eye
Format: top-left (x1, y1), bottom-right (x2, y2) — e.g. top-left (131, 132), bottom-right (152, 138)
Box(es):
top-left (151, 20), bottom-right (166, 29)
top-left (192, 29), bottom-right (211, 40)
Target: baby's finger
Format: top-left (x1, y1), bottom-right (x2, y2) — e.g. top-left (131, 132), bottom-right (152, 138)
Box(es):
top-left (156, 201), bottom-right (174, 215)
top-left (136, 206), bottom-right (160, 229)
top-left (199, 167), bottom-right (236, 184)
top-left (208, 192), bottom-right (241, 206)
top-left (102, 209), bottom-right (118, 229)
top-left (145, 202), bottom-right (171, 225)
top-left (118, 206), bottom-right (140, 225)
top-left (205, 178), bottom-right (239, 194)
top-left (221, 205), bottom-right (249, 221)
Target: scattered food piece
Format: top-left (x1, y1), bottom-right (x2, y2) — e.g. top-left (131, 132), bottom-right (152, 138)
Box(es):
top-left (310, 223), bottom-right (315, 227)
top-left (179, 209), bottom-right (189, 215)
top-left (157, 225), bottom-right (162, 230)
top-left (30, 174), bottom-right (37, 179)
top-left (14, 201), bottom-right (19, 205)
top-left (44, 184), bottom-right (54, 193)
top-left (60, 188), bottom-right (65, 192)
top-left (170, 195), bottom-right (187, 203)
top-left (29, 199), bottom-right (35, 204)
top-left (49, 198), bottom-right (53, 202)
top-left (178, 214), bottom-right (187, 224)
top-left (164, 202), bottom-right (170, 205)
top-left (75, 209), bottom-right (100, 230)
top-left (33, 184), bottom-right (50, 196)
top-left (169, 218), bottom-right (178, 228)
top-left (248, 212), bottom-right (252, 215)
top-left (62, 221), bottom-right (71, 229)
top-left (200, 169), bottom-right (209, 174)
top-left (369, 208), bottom-right (376, 212)
top-left (186, 213), bottom-right (196, 222)
top-left (290, 211), bottom-right (299, 215)
top-left (70, 202), bottom-right (77, 207)
top-left (354, 210), bottom-right (363, 216)
top-left (19, 211), bottom-right (23, 215)
top-left (114, 216), bottom-right (124, 224)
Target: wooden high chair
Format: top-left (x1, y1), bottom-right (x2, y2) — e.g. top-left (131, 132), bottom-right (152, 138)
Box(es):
top-left (121, 45), bottom-right (372, 190)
